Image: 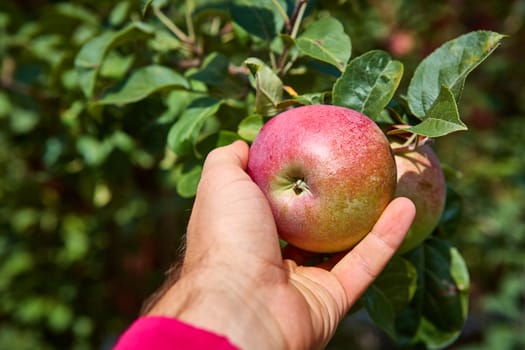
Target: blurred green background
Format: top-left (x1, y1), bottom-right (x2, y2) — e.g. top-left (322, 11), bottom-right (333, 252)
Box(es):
top-left (0, 0), bottom-right (524, 349)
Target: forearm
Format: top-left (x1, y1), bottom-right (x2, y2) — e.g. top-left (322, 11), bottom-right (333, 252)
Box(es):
top-left (147, 273), bottom-right (286, 350)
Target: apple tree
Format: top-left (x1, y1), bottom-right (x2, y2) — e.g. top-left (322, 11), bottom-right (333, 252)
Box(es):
top-left (0, 0), bottom-right (513, 349)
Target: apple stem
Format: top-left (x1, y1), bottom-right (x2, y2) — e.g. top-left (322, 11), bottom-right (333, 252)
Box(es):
top-left (392, 134), bottom-right (434, 153)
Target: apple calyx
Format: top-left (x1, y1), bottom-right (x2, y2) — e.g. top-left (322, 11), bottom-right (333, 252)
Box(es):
top-left (272, 164), bottom-right (311, 196)
top-left (274, 173), bottom-right (311, 196)
top-left (292, 178), bottom-right (308, 195)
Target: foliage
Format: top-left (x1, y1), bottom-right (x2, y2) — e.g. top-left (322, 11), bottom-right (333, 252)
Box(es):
top-left (0, 0), bottom-right (522, 349)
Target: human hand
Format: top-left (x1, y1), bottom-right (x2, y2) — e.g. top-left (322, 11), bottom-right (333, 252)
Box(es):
top-left (147, 140), bottom-right (416, 350)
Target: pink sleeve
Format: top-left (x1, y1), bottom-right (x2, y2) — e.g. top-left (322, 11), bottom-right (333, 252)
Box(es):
top-left (113, 316), bottom-right (239, 350)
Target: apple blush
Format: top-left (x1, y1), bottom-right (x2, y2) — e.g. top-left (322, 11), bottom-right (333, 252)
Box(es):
top-left (247, 104), bottom-right (397, 253)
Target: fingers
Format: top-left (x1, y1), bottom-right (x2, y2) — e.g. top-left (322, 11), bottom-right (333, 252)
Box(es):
top-left (331, 197), bottom-right (416, 307)
top-left (201, 140), bottom-right (249, 175)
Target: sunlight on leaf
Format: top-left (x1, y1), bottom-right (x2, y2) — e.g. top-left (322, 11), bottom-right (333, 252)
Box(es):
top-left (332, 50), bottom-right (403, 119)
top-left (167, 97), bottom-right (223, 156)
top-left (74, 22), bottom-right (154, 98)
top-left (407, 31), bottom-right (505, 118)
top-left (95, 65), bottom-right (189, 105)
top-left (245, 57), bottom-right (283, 116)
top-left (406, 86), bottom-right (467, 137)
top-left (295, 17), bottom-right (351, 71)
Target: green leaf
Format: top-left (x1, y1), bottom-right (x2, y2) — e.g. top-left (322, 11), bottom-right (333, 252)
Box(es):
top-left (95, 65), bottom-right (189, 105)
top-left (157, 90), bottom-right (202, 124)
top-left (76, 136), bottom-right (111, 166)
top-left (149, 29), bottom-right (182, 53)
top-left (10, 107), bottom-right (39, 134)
top-left (99, 51), bottom-right (134, 79)
top-left (374, 256), bottom-right (418, 311)
top-left (177, 165), bottom-right (202, 198)
top-left (30, 34), bottom-right (64, 66)
top-left (167, 97), bottom-right (223, 156)
top-left (0, 93), bottom-right (12, 118)
top-left (0, 251), bottom-right (33, 290)
top-left (229, 0), bottom-right (287, 40)
top-left (245, 57), bottom-right (283, 117)
top-left (188, 52), bottom-right (229, 86)
top-left (293, 92), bottom-right (329, 105)
top-left (60, 215), bottom-right (89, 263)
top-left (422, 239), bottom-right (469, 332)
top-left (363, 284), bottom-right (397, 338)
top-left (415, 317), bottom-right (465, 350)
top-left (406, 86), bottom-right (467, 137)
top-left (237, 114), bottom-right (263, 141)
top-left (74, 22), bottom-right (154, 98)
top-left (54, 3), bottom-right (99, 27)
top-left (109, 2), bottom-right (130, 27)
top-left (47, 302), bottom-right (73, 332)
top-left (363, 256), bottom-right (417, 338)
top-left (217, 130), bottom-right (242, 147)
top-left (295, 17), bottom-right (351, 71)
top-left (407, 31), bottom-right (505, 118)
top-left (399, 238), bottom-right (470, 348)
top-left (16, 297), bottom-right (48, 323)
top-left (332, 50), bottom-right (403, 119)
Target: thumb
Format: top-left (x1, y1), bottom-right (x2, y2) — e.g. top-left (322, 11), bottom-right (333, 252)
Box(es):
top-left (200, 140), bottom-right (249, 180)
top-left (331, 197), bottom-right (416, 307)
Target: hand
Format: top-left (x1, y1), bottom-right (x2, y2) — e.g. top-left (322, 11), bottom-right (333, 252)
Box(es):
top-left (147, 141), bottom-right (416, 350)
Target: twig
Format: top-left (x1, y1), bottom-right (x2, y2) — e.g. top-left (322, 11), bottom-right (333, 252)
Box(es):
top-left (185, 0), bottom-right (196, 42)
top-left (153, 6), bottom-right (192, 44)
top-left (290, 0), bottom-right (307, 39)
top-left (289, 0), bottom-right (308, 31)
top-left (276, 0), bottom-right (308, 75)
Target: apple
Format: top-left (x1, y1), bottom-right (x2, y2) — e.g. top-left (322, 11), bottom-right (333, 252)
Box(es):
top-left (247, 105), bottom-right (397, 253)
top-left (392, 141), bottom-right (446, 253)
top-left (388, 30), bottom-right (416, 57)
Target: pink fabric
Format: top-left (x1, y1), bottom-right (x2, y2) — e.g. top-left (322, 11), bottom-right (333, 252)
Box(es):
top-left (113, 316), bottom-right (239, 350)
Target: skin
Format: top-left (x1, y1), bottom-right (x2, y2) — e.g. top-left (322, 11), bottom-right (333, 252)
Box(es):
top-left (393, 143), bottom-right (446, 253)
top-left (247, 105), bottom-right (397, 253)
top-left (147, 141), bottom-right (415, 350)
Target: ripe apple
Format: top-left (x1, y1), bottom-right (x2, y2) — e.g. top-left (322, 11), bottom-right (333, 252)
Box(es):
top-left (388, 30), bottom-right (416, 57)
top-left (247, 105), bottom-right (397, 253)
top-left (392, 141), bottom-right (446, 253)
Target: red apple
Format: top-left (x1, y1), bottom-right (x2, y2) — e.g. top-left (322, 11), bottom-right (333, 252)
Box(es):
top-left (247, 105), bottom-right (397, 253)
top-left (392, 142), bottom-right (446, 253)
top-left (388, 30), bottom-right (416, 57)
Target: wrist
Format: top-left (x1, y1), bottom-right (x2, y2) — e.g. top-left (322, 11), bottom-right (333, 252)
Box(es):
top-left (147, 272), bottom-right (286, 350)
